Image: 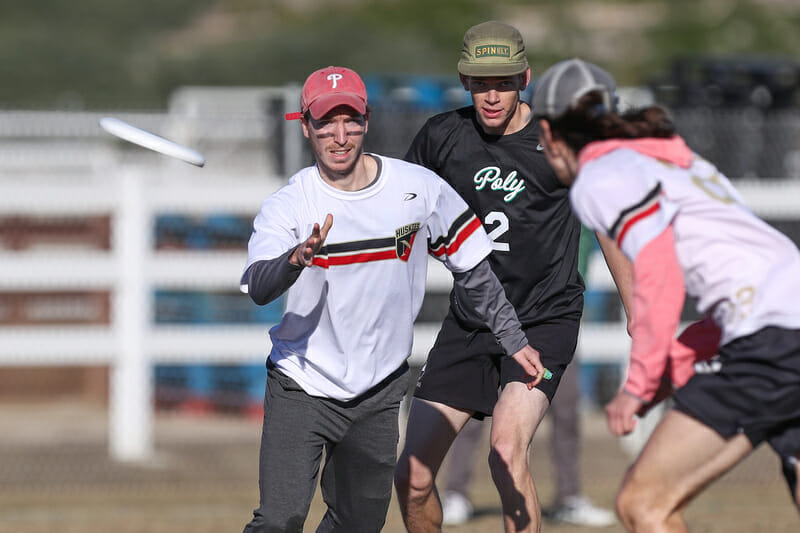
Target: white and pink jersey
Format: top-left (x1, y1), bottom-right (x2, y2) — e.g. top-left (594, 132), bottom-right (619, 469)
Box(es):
top-left (243, 154), bottom-right (492, 401)
top-left (570, 137), bottom-right (800, 399)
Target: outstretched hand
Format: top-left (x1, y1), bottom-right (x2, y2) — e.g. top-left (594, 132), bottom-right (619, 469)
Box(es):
top-left (511, 345), bottom-right (546, 390)
top-left (291, 214), bottom-right (333, 267)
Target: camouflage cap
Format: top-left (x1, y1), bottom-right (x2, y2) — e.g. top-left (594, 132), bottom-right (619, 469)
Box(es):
top-left (458, 21), bottom-right (529, 77)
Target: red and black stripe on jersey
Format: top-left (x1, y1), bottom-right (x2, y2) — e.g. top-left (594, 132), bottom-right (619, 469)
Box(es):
top-left (609, 183), bottom-right (661, 246)
top-left (428, 209), bottom-right (482, 258)
top-left (310, 210), bottom-right (480, 268)
top-left (311, 236), bottom-right (397, 268)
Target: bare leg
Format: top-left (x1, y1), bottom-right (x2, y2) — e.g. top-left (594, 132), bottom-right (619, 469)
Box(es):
top-left (786, 451), bottom-right (800, 510)
top-left (794, 454), bottom-right (800, 510)
top-left (444, 417), bottom-right (485, 496)
top-left (616, 410), bottom-right (753, 533)
top-left (549, 361), bottom-right (580, 504)
top-left (394, 398), bottom-right (473, 533)
top-left (489, 382), bottom-right (549, 533)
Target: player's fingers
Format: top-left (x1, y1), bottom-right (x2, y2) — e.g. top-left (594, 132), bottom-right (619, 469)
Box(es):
top-left (624, 418), bottom-right (637, 435)
top-left (605, 406), bottom-right (622, 436)
top-left (290, 243), bottom-right (308, 267)
top-left (607, 409), bottom-right (634, 436)
top-left (302, 238), bottom-right (321, 264)
top-left (320, 214), bottom-right (333, 240)
top-left (301, 246), bottom-right (314, 266)
top-left (528, 361), bottom-right (544, 389)
top-left (512, 353), bottom-right (535, 388)
top-left (604, 410), bottom-right (614, 434)
top-left (524, 371), bottom-right (537, 390)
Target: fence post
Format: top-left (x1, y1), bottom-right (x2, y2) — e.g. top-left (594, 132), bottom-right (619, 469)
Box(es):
top-left (110, 166), bottom-right (153, 461)
top-left (282, 84), bottom-right (304, 176)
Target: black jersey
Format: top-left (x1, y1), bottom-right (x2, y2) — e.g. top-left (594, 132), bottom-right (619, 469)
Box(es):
top-left (405, 106), bottom-right (584, 325)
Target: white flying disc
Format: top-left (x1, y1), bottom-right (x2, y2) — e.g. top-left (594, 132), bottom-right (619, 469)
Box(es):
top-left (99, 117), bottom-right (206, 167)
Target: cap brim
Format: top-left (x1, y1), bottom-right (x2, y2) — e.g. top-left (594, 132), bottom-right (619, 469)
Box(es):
top-left (307, 93), bottom-right (367, 119)
top-left (457, 61), bottom-right (528, 77)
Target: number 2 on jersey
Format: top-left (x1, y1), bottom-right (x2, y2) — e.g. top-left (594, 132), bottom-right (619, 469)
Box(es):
top-left (485, 211), bottom-right (510, 252)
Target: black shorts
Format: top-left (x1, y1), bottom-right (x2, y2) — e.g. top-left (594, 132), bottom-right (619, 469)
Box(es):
top-left (413, 311), bottom-right (579, 419)
top-left (673, 326), bottom-right (800, 461)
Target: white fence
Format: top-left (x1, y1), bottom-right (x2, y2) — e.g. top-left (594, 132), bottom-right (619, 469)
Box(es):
top-left (2, 97), bottom-right (800, 462)
top-left (0, 162), bottom-right (472, 461)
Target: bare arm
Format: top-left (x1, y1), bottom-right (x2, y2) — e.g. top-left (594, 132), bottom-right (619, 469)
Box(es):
top-left (596, 231), bottom-right (634, 333)
top-left (606, 226), bottom-right (685, 436)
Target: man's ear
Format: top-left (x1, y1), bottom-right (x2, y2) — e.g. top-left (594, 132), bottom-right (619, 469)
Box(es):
top-left (538, 118), bottom-right (578, 186)
top-left (301, 118), bottom-right (311, 139)
top-left (459, 73), bottom-right (470, 91)
top-left (520, 68), bottom-right (532, 91)
top-left (538, 118), bottom-right (565, 161)
top-left (538, 119), bottom-right (553, 145)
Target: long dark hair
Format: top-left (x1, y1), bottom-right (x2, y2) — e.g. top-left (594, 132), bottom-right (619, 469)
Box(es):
top-left (547, 91), bottom-right (676, 153)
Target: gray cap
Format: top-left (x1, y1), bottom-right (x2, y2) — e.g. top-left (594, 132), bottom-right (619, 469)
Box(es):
top-left (458, 21), bottom-right (529, 77)
top-left (532, 58), bottom-right (616, 119)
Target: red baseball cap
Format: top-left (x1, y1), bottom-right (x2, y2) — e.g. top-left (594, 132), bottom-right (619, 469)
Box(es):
top-left (285, 66), bottom-right (368, 121)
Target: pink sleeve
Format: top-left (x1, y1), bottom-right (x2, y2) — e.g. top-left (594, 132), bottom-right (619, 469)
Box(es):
top-left (624, 226), bottom-right (685, 402)
top-left (668, 317), bottom-right (721, 388)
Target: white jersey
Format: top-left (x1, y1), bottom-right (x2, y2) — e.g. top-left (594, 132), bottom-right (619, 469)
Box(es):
top-left (243, 154), bottom-right (492, 400)
top-left (572, 148), bottom-right (800, 346)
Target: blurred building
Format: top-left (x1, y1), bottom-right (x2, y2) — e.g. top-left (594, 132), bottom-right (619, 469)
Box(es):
top-left (651, 56), bottom-right (800, 179)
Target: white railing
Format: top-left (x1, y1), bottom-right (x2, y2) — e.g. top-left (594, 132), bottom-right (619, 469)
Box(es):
top-left (0, 162), bottom-right (475, 461)
top-left (1, 165), bottom-right (277, 461)
top-left (3, 131), bottom-right (799, 461)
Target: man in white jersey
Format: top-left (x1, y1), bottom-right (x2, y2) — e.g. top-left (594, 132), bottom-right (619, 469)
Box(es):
top-left (239, 65), bottom-right (546, 533)
top-left (533, 58), bottom-right (800, 531)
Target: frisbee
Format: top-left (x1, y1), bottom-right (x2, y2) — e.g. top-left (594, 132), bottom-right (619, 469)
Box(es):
top-left (99, 117), bottom-right (206, 167)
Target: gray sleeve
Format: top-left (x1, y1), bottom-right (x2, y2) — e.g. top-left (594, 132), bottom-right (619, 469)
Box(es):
top-left (241, 248), bottom-right (303, 305)
top-left (450, 258), bottom-right (528, 356)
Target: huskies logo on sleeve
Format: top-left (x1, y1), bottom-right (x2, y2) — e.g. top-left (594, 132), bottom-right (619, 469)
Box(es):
top-left (311, 222), bottom-right (422, 268)
top-left (396, 223), bottom-right (421, 262)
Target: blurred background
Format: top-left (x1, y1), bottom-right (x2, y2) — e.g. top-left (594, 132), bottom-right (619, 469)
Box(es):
top-left (1, 1), bottom-right (800, 532)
